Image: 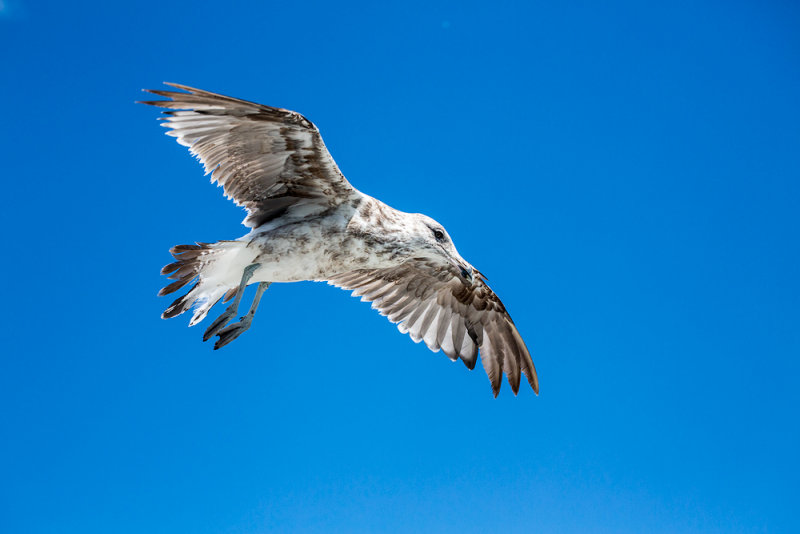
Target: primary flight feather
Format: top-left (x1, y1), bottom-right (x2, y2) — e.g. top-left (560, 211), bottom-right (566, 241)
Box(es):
top-left (141, 83), bottom-right (538, 396)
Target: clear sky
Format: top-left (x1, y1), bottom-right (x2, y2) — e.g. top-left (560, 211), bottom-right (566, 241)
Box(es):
top-left (1, 1), bottom-right (798, 533)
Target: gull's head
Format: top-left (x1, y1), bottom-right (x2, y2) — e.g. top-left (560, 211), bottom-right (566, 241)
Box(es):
top-left (409, 214), bottom-right (475, 283)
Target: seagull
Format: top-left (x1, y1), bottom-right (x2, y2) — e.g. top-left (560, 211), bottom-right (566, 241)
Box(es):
top-left (140, 83), bottom-right (538, 396)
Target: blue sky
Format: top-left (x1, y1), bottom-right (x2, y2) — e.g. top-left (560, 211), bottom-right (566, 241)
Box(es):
top-left (1, 1), bottom-right (798, 532)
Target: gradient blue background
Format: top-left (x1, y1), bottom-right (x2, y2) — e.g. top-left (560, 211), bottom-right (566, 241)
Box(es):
top-left (1, 1), bottom-right (798, 532)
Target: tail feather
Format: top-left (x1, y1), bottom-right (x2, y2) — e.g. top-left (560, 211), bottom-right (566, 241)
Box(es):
top-left (162, 283), bottom-right (224, 324)
top-left (168, 262), bottom-right (200, 281)
top-left (159, 240), bottom-right (257, 322)
top-left (163, 282), bottom-right (199, 319)
top-left (160, 262), bottom-right (182, 276)
top-left (188, 286), bottom-right (227, 326)
top-left (159, 277), bottom-right (194, 297)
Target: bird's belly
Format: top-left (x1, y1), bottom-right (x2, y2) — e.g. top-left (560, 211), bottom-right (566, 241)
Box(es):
top-left (244, 224), bottom-right (384, 283)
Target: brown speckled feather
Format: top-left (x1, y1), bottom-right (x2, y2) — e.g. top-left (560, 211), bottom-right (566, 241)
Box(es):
top-left (329, 263), bottom-right (538, 396)
top-left (139, 83), bottom-right (357, 228)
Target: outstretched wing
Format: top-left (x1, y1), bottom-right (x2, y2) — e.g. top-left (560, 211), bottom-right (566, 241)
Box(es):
top-left (329, 263), bottom-right (538, 396)
top-left (139, 83), bottom-right (358, 228)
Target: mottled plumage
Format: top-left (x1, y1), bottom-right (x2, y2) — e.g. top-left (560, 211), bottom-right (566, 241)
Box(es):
top-left (141, 83), bottom-right (538, 396)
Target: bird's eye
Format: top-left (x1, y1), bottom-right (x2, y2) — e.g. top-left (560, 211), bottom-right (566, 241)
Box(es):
top-left (433, 229), bottom-right (445, 241)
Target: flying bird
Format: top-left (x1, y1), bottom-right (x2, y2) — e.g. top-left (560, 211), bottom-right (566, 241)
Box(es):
top-left (140, 83), bottom-right (538, 396)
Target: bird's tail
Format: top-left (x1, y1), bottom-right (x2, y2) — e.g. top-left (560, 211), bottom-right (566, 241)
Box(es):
top-left (158, 240), bottom-right (255, 325)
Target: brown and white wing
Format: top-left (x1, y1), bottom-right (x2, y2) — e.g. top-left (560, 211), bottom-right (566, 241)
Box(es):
top-left (329, 263), bottom-right (538, 396)
top-left (140, 83), bottom-right (357, 228)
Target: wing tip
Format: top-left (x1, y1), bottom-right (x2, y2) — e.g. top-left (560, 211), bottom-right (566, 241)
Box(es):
top-left (524, 357), bottom-right (539, 395)
top-left (137, 82), bottom-right (195, 105)
top-left (489, 371), bottom-right (502, 398)
top-left (162, 81), bottom-right (201, 93)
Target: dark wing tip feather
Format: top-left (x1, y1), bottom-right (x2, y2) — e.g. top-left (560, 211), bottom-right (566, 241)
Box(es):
top-left (488, 351), bottom-right (503, 398)
top-left (526, 362), bottom-right (540, 395)
top-left (509, 326), bottom-right (538, 395)
top-left (510, 366), bottom-right (522, 395)
top-left (510, 375), bottom-right (521, 396)
top-left (143, 82), bottom-right (278, 112)
top-left (163, 81), bottom-right (194, 90)
top-left (162, 82), bottom-right (223, 95)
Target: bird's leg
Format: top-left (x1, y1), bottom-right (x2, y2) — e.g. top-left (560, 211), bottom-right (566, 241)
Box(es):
top-left (203, 263), bottom-right (261, 342)
top-left (214, 281), bottom-right (271, 350)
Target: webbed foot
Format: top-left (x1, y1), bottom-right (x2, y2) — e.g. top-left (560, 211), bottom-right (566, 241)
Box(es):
top-left (202, 263), bottom-right (261, 342)
top-left (213, 316), bottom-right (254, 349)
top-left (203, 303), bottom-right (237, 341)
top-left (212, 281), bottom-right (270, 350)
